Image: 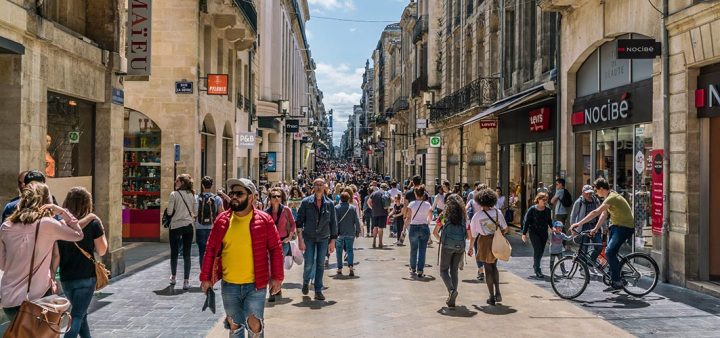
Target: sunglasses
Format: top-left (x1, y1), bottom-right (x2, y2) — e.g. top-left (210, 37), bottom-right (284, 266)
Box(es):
top-left (270, 195), bottom-right (282, 199)
top-left (228, 191), bottom-right (246, 197)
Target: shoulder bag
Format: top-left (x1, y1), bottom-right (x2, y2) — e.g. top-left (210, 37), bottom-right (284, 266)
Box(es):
top-left (73, 241), bottom-right (110, 291)
top-left (4, 221), bottom-right (72, 338)
top-left (483, 209), bottom-right (512, 261)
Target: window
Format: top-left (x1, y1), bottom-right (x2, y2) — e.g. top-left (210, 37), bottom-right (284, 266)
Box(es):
top-left (217, 39), bottom-right (224, 75)
top-left (228, 49), bottom-right (233, 102)
top-left (46, 92), bottom-right (95, 178)
top-left (203, 26), bottom-right (212, 75)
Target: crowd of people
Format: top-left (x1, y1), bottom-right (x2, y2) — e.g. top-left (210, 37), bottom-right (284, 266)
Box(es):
top-left (0, 159), bottom-right (637, 338)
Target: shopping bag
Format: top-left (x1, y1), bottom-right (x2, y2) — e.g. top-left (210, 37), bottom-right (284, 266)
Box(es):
top-left (291, 241), bottom-right (304, 265)
top-left (492, 230), bottom-right (512, 261)
top-left (284, 256), bottom-right (294, 270)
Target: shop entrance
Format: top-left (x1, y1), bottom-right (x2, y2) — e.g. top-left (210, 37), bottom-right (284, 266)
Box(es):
top-left (505, 141), bottom-right (554, 225)
top-left (122, 109), bottom-right (161, 240)
top-left (709, 117), bottom-right (720, 280)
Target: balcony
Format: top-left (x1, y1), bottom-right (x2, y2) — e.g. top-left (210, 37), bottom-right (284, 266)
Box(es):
top-left (411, 74), bottom-right (428, 98)
top-left (236, 93), bottom-right (244, 109)
top-left (233, 0), bottom-right (257, 33)
top-left (393, 97), bottom-right (409, 113)
top-left (429, 77), bottom-right (500, 122)
top-left (412, 16), bottom-right (428, 43)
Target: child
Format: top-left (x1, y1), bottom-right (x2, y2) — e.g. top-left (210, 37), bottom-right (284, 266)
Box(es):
top-left (550, 221), bottom-right (572, 271)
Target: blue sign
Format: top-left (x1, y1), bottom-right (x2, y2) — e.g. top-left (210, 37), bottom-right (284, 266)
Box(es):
top-left (112, 88), bottom-right (124, 105)
top-left (174, 144), bottom-right (180, 162)
top-left (266, 152), bottom-right (277, 172)
top-left (175, 81), bottom-right (193, 94)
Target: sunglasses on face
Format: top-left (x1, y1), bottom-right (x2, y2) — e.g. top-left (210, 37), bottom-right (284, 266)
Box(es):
top-left (270, 195), bottom-right (282, 199)
top-left (228, 191), bottom-right (246, 198)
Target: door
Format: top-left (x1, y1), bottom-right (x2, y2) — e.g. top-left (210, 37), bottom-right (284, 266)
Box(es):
top-left (710, 118), bottom-right (720, 280)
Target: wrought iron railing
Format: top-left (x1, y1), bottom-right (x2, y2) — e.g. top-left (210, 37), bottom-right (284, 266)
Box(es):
top-left (429, 77), bottom-right (499, 122)
top-left (236, 93), bottom-right (244, 109)
top-left (393, 97), bottom-right (409, 112)
top-left (412, 16), bottom-right (428, 43)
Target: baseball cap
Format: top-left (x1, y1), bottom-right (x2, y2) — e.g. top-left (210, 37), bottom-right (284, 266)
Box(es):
top-left (226, 178), bottom-right (256, 195)
top-left (24, 169), bottom-right (46, 184)
top-left (553, 221), bottom-right (564, 229)
top-left (582, 185), bottom-right (594, 194)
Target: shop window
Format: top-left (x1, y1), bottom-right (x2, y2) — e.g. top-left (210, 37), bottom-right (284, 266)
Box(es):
top-left (595, 128), bottom-right (616, 187)
top-left (576, 50), bottom-right (599, 97)
top-left (600, 39), bottom-right (631, 91)
top-left (633, 124), bottom-right (654, 252)
top-left (575, 132), bottom-right (592, 192)
top-left (46, 92), bottom-right (95, 178)
top-left (538, 141), bottom-right (554, 193)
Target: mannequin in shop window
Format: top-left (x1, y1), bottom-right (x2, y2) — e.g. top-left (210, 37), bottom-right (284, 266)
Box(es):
top-left (45, 134), bottom-right (56, 178)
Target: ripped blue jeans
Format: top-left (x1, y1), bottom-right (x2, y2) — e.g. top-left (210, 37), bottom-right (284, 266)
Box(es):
top-left (221, 281), bottom-right (266, 338)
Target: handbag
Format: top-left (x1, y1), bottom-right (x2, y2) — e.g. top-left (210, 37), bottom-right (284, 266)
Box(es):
top-left (483, 209), bottom-right (512, 261)
top-left (74, 243), bottom-right (111, 290)
top-left (4, 222), bottom-right (71, 338)
top-left (163, 191), bottom-right (192, 228)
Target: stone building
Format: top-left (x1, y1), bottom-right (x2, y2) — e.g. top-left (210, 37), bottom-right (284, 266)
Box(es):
top-left (0, 0), bottom-right (126, 273)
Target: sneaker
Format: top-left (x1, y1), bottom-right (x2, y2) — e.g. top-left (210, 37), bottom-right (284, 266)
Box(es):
top-left (182, 280), bottom-right (190, 290)
top-left (336, 269), bottom-right (343, 275)
top-left (302, 283), bottom-right (309, 295)
top-left (169, 277), bottom-right (176, 286)
top-left (495, 293), bottom-right (502, 303)
top-left (314, 292), bottom-right (326, 301)
top-left (417, 271), bottom-right (425, 278)
top-left (268, 294), bottom-right (276, 302)
top-left (410, 269), bottom-right (417, 276)
top-left (349, 269), bottom-right (355, 277)
top-left (486, 296), bottom-right (496, 306)
top-left (602, 285), bottom-right (622, 293)
top-left (477, 272), bottom-right (485, 281)
top-left (446, 290), bottom-right (458, 308)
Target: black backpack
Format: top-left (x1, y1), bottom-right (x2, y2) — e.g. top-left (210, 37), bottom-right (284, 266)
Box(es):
top-left (441, 220), bottom-right (467, 252)
top-left (198, 193), bottom-right (218, 226)
top-left (560, 189), bottom-right (573, 208)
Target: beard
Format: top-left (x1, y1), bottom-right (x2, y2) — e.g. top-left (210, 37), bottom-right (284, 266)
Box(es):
top-left (230, 199), bottom-right (249, 212)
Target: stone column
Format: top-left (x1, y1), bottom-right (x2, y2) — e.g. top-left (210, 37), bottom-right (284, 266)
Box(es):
top-left (0, 54), bottom-right (22, 203)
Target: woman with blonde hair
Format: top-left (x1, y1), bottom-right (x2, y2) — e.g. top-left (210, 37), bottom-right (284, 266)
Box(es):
top-left (55, 187), bottom-right (108, 338)
top-left (0, 182), bottom-right (83, 322)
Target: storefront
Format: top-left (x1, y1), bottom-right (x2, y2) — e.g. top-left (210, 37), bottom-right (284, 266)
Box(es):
top-left (498, 97), bottom-right (557, 224)
top-left (122, 109), bottom-right (162, 240)
top-left (696, 63), bottom-right (720, 281)
top-left (570, 35), bottom-right (654, 254)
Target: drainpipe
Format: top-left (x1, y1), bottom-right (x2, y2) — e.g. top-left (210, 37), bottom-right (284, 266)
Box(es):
top-left (555, 12), bottom-right (562, 181)
top-left (661, 0), bottom-right (670, 283)
top-left (248, 46), bottom-right (254, 180)
top-left (499, 0), bottom-right (505, 97)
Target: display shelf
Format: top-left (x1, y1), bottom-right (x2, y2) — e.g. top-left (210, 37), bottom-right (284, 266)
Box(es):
top-left (124, 162), bottom-right (161, 167)
top-left (123, 191), bottom-right (161, 196)
top-left (124, 147), bottom-right (161, 152)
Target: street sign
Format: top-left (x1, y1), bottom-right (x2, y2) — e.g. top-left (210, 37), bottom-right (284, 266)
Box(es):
top-left (68, 131), bottom-right (80, 144)
top-left (112, 88), bottom-right (124, 105)
top-left (416, 119), bottom-right (428, 129)
top-left (207, 74), bottom-right (228, 95)
top-left (174, 144), bottom-right (180, 162)
top-left (175, 81), bottom-right (193, 94)
top-left (429, 136), bottom-right (441, 148)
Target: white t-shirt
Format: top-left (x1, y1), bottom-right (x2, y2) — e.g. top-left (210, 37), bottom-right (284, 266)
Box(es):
top-left (469, 208), bottom-right (508, 237)
top-left (407, 200), bottom-right (432, 225)
top-left (388, 188), bottom-right (401, 200)
top-left (495, 196), bottom-right (506, 210)
top-left (433, 193), bottom-right (446, 210)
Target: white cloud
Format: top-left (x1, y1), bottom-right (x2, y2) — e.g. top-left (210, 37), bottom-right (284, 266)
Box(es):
top-left (306, 29), bottom-right (313, 39)
top-left (349, 27), bottom-right (357, 32)
top-left (314, 62), bottom-right (365, 145)
top-left (308, 0), bottom-right (355, 12)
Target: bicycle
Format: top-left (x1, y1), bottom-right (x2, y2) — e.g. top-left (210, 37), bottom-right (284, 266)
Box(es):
top-left (550, 230), bottom-right (659, 299)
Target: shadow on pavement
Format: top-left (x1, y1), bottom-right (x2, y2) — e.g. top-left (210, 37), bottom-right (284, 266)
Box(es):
top-left (577, 294), bottom-right (653, 309)
top-left (282, 283), bottom-right (303, 290)
top-left (292, 296), bottom-right (338, 310)
top-left (473, 304), bottom-right (518, 315)
top-left (438, 306), bottom-right (478, 317)
top-left (265, 298), bottom-right (293, 307)
top-left (462, 279), bottom-right (483, 284)
top-left (332, 274), bottom-right (360, 280)
top-left (153, 285), bottom-right (190, 296)
top-left (401, 275), bottom-right (437, 282)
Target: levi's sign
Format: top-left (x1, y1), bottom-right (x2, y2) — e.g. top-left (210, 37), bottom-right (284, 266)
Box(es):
top-left (529, 108), bottom-right (550, 132)
top-left (572, 93), bottom-right (631, 126)
top-left (617, 39), bottom-right (661, 59)
top-left (127, 0), bottom-right (151, 76)
top-left (479, 120), bottom-right (497, 129)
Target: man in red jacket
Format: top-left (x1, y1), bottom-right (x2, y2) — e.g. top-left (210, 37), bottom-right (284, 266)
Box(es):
top-left (200, 178), bottom-right (283, 338)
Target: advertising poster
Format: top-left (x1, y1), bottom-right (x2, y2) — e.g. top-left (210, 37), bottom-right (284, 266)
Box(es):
top-left (266, 152), bottom-right (277, 172)
top-left (259, 152), bottom-right (268, 185)
top-left (651, 150), bottom-right (664, 235)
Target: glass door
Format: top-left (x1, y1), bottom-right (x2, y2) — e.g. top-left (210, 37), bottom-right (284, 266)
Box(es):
top-left (524, 142), bottom-right (537, 210)
top-left (596, 128), bottom-right (616, 188)
top-left (575, 132), bottom-right (592, 196)
top-left (538, 140), bottom-right (554, 194)
top-left (634, 124), bottom-right (653, 252)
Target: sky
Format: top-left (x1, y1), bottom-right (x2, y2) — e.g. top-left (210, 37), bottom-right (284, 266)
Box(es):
top-left (305, 0), bottom-right (410, 146)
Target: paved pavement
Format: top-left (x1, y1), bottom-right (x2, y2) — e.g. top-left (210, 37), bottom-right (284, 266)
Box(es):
top-left (79, 231), bottom-right (720, 338)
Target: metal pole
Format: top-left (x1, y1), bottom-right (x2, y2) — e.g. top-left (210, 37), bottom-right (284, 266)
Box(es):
top-left (247, 48), bottom-right (254, 180)
top-left (661, 0), bottom-right (670, 283)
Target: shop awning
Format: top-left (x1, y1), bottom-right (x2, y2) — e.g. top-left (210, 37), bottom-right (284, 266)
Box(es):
top-left (463, 81), bottom-right (555, 126)
top-left (257, 116), bottom-right (281, 131)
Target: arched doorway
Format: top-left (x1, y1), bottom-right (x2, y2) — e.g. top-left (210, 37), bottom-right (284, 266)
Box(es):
top-left (222, 122), bottom-right (233, 184)
top-left (122, 109), bottom-right (162, 240)
top-left (201, 115), bottom-right (217, 179)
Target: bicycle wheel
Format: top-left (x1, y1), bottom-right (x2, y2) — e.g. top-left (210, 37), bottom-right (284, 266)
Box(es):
top-left (621, 252), bottom-right (659, 297)
top-left (550, 256), bottom-right (589, 300)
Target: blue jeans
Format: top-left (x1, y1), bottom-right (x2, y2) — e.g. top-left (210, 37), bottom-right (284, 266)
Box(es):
top-left (221, 282), bottom-right (266, 338)
top-left (409, 225), bottom-right (430, 272)
top-left (62, 277), bottom-right (96, 338)
top-left (606, 226), bottom-right (634, 284)
top-left (303, 239), bottom-right (329, 292)
top-left (196, 228), bottom-right (211, 268)
top-left (335, 236), bottom-right (355, 267)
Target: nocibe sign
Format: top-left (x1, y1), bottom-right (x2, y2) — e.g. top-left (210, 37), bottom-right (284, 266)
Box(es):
top-left (695, 64), bottom-right (720, 118)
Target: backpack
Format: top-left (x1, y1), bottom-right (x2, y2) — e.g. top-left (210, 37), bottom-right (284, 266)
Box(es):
top-left (382, 191), bottom-right (391, 208)
top-left (198, 193), bottom-right (218, 226)
top-left (560, 189), bottom-right (573, 208)
top-left (441, 220), bottom-right (467, 252)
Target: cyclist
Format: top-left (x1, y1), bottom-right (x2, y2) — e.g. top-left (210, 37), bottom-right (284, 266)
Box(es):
top-left (571, 178), bottom-right (634, 293)
top-left (569, 185), bottom-right (603, 266)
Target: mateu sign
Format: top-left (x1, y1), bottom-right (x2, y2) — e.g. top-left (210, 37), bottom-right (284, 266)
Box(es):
top-left (127, 0), bottom-right (152, 76)
top-left (617, 39), bottom-right (661, 59)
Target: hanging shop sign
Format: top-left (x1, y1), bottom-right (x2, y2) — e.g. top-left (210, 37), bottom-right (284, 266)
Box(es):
top-left (127, 0), bottom-right (152, 76)
top-left (175, 81), bottom-right (193, 94)
top-left (572, 80), bottom-right (652, 132)
top-left (293, 132), bottom-right (303, 141)
top-left (416, 119), bottom-right (428, 129)
top-left (429, 136), bottom-right (441, 148)
top-left (695, 64), bottom-right (720, 118)
top-left (469, 152), bottom-right (486, 165)
top-left (616, 39), bottom-right (661, 59)
top-left (237, 132), bottom-right (255, 149)
top-left (529, 108), bottom-right (550, 132)
top-left (479, 120), bottom-right (497, 129)
top-left (651, 150), bottom-right (664, 235)
top-left (207, 74), bottom-right (228, 95)
top-left (285, 119), bottom-right (300, 133)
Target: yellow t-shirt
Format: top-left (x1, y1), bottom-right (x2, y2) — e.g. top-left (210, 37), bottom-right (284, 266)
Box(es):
top-left (602, 191), bottom-right (634, 229)
top-left (222, 212), bottom-right (255, 284)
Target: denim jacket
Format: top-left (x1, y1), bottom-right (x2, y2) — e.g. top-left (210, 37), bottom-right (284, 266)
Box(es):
top-left (296, 195), bottom-right (338, 241)
top-left (335, 202), bottom-right (360, 237)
